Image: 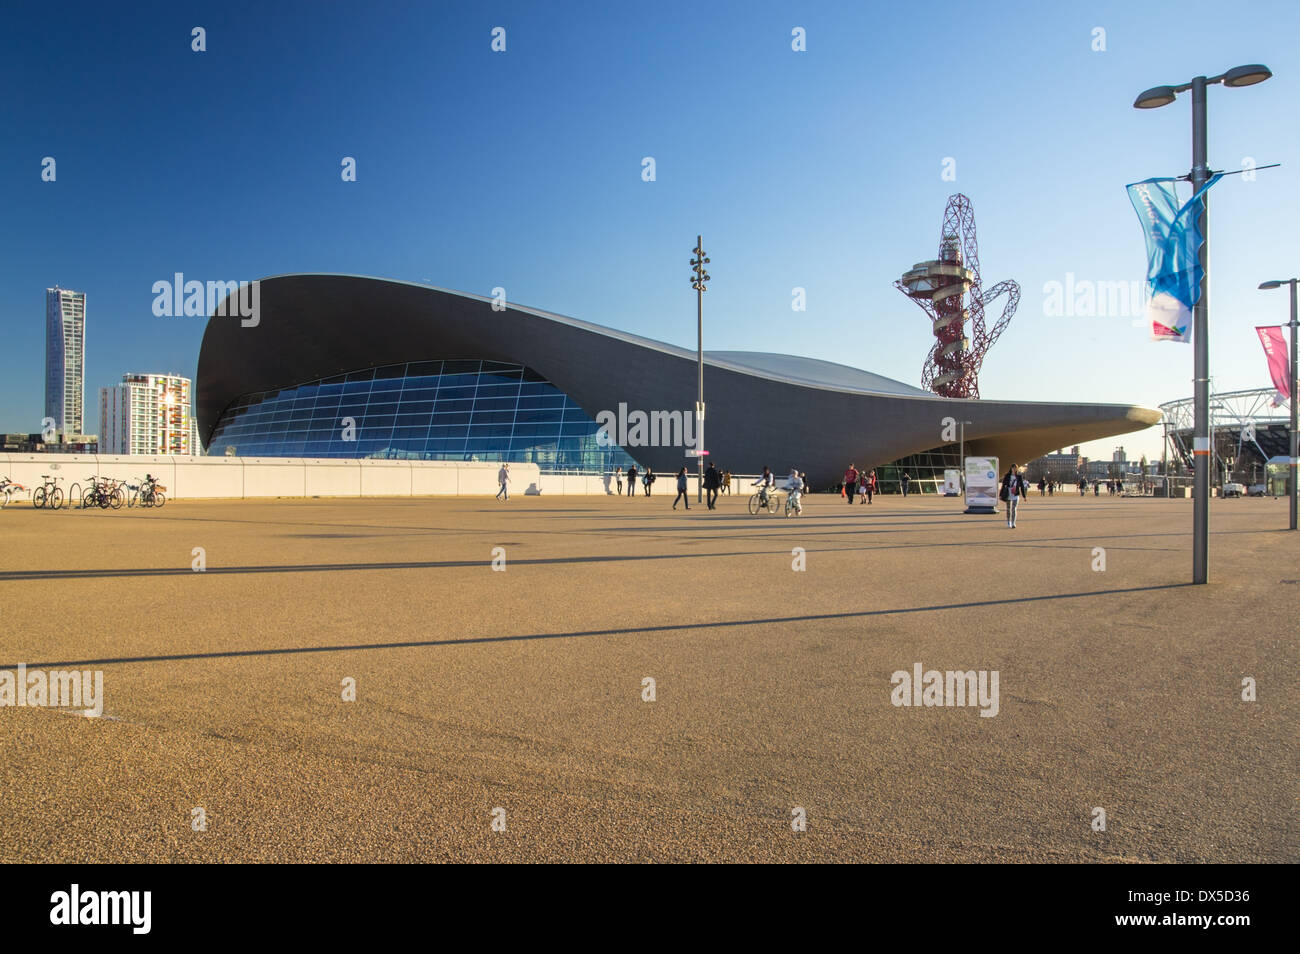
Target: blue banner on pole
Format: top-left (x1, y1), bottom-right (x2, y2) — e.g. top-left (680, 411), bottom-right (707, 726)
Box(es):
top-left (1126, 174), bottom-right (1222, 342)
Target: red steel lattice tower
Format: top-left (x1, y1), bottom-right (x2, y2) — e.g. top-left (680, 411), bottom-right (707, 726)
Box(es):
top-left (895, 194), bottom-right (1020, 398)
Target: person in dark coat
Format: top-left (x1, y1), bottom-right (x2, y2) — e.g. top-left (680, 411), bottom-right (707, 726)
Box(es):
top-left (626, 465), bottom-right (638, 497)
top-left (672, 467), bottom-right (690, 510)
top-left (703, 461), bottom-right (721, 509)
top-left (1001, 464), bottom-right (1028, 528)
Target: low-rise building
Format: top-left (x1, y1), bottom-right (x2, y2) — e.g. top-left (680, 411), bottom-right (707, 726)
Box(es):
top-left (99, 373), bottom-right (201, 456)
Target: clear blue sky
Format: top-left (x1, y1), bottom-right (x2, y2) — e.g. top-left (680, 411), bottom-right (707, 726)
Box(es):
top-left (2, 0), bottom-right (1297, 461)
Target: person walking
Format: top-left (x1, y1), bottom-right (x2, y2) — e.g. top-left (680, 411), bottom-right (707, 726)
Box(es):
top-left (1048, 480), bottom-right (1054, 497)
top-left (703, 461), bottom-right (721, 509)
top-left (626, 464), bottom-right (638, 497)
top-left (864, 469), bottom-right (876, 504)
top-left (722, 469), bottom-right (732, 495)
top-left (1078, 476), bottom-right (1086, 496)
top-left (1001, 463), bottom-right (1026, 528)
top-left (1038, 476), bottom-right (1046, 497)
top-left (496, 462), bottom-right (511, 501)
top-left (672, 467), bottom-right (690, 510)
top-left (901, 472), bottom-right (911, 497)
top-left (615, 466), bottom-right (623, 495)
top-left (843, 464), bottom-right (859, 505)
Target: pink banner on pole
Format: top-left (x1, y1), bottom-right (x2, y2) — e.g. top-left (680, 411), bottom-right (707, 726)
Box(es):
top-left (1256, 326), bottom-right (1291, 405)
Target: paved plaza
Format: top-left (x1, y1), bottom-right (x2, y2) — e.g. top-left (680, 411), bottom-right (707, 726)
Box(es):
top-left (0, 490), bottom-right (1294, 862)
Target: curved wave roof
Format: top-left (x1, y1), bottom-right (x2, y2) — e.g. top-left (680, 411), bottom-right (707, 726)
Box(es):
top-left (704, 352), bottom-right (931, 397)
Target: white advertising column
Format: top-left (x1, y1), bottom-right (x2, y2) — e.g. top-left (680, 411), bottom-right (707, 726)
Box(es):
top-left (964, 457), bottom-right (1000, 514)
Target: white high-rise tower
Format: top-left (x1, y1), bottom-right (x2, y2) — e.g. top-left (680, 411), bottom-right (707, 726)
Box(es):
top-left (45, 286), bottom-right (87, 436)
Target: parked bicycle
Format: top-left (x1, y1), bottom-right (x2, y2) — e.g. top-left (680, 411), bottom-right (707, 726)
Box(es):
top-left (74, 475), bottom-right (124, 510)
top-left (103, 477), bottom-right (126, 509)
top-left (31, 474), bottom-right (64, 510)
top-left (128, 475), bottom-right (166, 508)
top-left (79, 476), bottom-right (107, 509)
top-left (0, 477), bottom-right (28, 509)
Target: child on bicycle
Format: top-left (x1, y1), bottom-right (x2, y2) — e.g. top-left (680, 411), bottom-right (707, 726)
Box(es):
top-left (785, 468), bottom-right (804, 514)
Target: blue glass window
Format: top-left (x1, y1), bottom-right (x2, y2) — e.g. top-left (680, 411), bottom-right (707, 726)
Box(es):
top-left (208, 360), bottom-right (637, 473)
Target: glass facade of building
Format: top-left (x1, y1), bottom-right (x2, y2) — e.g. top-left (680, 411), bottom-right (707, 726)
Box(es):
top-left (872, 448), bottom-right (962, 495)
top-left (207, 359), bottom-right (638, 473)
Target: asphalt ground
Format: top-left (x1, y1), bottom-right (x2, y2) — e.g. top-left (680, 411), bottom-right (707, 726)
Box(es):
top-left (0, 489), bottom-right (1294, 862)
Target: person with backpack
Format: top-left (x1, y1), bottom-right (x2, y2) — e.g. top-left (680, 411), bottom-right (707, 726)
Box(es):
top-left (1001, 463), bottom-right (1027, 528)
top-left (672, 467), bottom-right (690, 510)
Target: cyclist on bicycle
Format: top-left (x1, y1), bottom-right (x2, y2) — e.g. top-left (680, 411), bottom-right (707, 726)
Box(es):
top-left (748, 467), bottom-right (774, 512)
top-left (784, 468), bottom-right (804, 514)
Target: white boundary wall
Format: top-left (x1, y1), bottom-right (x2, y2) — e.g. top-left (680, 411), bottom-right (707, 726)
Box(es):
top-left (0, 455), bottom-right (798, 499)
top-left (0, 454), bottom-right (545, 499)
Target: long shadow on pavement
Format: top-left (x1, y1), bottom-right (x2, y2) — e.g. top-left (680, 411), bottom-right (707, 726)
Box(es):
top-left (5, 582), bottom-right (1191, 670)
top-left (0, 531), bottom-right (1192, 583)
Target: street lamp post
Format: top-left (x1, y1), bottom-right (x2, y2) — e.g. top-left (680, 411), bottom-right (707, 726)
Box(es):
top-left (1259, 278), bottom-right (1299, 529)
top-left (1134, 63), bottom-right (1272, 584)
top-left (690, 238), bottom-right (711, 503)
top-left (958, 419), bottom-right (972, 492)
